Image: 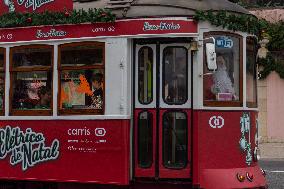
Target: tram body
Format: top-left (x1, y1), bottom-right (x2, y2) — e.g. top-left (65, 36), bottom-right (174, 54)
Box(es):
top-left (0, 2), bottom-right (267, 189)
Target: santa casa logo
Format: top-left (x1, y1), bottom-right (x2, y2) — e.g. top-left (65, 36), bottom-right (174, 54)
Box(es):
top-left (3, 0), bottom-right (56, 12)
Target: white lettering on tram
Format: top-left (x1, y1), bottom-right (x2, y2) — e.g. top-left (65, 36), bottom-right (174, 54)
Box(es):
top-left (209, 116), bottom-right (224, 129)
top-left (143, 22), bottom-right (181, 31)
top-left (0, 125), bottom-right (60, 171)
top-left (36, 29), bottom-right (67, 39)
top-left (67, 127), bottom-right (91, 136)
top-left (4, 0), bottom-right (55, 12)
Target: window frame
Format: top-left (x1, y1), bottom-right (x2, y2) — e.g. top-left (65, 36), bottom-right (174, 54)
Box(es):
top-left (9, 44), bottom-right (54, 116)
top-left (246, 36), bottom-right (258, 108)
top-left (203, 32), bottom-right (243, 107)
top-left (0, 48), bottom-right (5, 116)
top-left (162, 46), bottom-right (188, 105)
top-left (58, 41), bottom-right (105, 115)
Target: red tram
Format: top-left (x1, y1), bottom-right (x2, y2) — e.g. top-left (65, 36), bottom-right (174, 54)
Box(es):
top-left (0, 0), bottom-right (267, 188)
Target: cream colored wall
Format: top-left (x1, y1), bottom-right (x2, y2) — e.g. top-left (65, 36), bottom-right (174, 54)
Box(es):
top-left (258, 72), bottom-right (284, 143)
top-left (266, 72), bottom-right (284, 142)
top-left (258, 78), bottom-right (268, 142)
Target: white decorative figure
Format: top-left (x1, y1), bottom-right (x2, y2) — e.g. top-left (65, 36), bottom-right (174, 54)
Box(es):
top-left (246, 144), bottom-right (253, 166)
top-left (3, 0), bottom-right (15, 12)
top-left (239, 113), bottom-right (252, 166)
top-left (257, 37), bottom-right (269, 59)
top-left (211, 56), bottom-right (235, 94)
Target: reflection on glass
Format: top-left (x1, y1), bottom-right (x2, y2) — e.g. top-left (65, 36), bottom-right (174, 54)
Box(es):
top-left (163, 47), bottom-right (187, 104)
top-left (163, 112), bottom-right (187, 169)
top-left (246, 37), bottom-right (257, 107)
top-left (138, 47), bottom-right (153, 104)
top-left (12, 47), bottom-right (52, 67)
top-left (138, 111), bottom-right (153, 168)
top-left (61, 44), bottom-right (103, 66)
top-left (204, 35), bottom-right (240, 102)
top-left (60, 70), bottom-right (104, 110)
top-left (12, 71), bottom-right (52, 110)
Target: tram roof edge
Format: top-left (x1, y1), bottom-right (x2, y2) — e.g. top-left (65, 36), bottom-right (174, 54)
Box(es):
top-left (73, 0), bottom-right (251, 19)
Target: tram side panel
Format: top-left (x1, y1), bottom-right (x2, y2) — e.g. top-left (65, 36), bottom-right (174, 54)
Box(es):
top-left (195, 110), bottom-right (266, 189)
top-left (0, 120), bottom-right (130, 185)
top-left (0, 38), bottom-right (131, 185)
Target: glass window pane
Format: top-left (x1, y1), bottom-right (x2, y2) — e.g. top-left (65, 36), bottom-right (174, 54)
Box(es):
top-left (0, 50), bottom-right (4, 68)
top-left (204, 34), bottom-right (241, 102)
top-left (138, 111), bottom-right (153, 168)
top-left (138, 47), bottom-right (153, 104)
top-left (163, 112), bottom-right (187, 169)
top-left (60, 70), bottom-right (104, 111)
top-left (60, 43), bottom-right (103, 66)
top-left (246, 37), bottom-right (257, 108)
top-left (163, 47), bottom-right (188, 104)
top-left (12, 71), bottom-right (52, 110)
top-left (12, 46), bottom-right (52, 67)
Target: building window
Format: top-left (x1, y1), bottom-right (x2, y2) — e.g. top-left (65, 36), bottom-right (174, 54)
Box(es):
top-left (163, 111), bottom-right (187, 169)
top-left (10, 45), bottom-right (53, 116)
top-left (163, 47), bottom-right (188, 105)
top-left (203, 32), bottom-right (243, 107)
top-left (138, 47), bottom-right (153, 105)
top-left (0, 48), bottom-right (5, 115)
top-left (246, 37), bottom-right (257, 108)
top-left (58, 42), bottom-right (105, 115)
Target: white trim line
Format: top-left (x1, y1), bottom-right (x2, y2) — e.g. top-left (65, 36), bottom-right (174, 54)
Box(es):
top-left (201, 107), bottom-right (258, 111)
top-left (4, 47), bottom-right (10, 117)
top-left (53, 44), bottom-right (58, 116)
top-left (0, 115), bottom-right (131, 120)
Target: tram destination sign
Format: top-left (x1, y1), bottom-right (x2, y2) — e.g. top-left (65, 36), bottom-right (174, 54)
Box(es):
top-left (0, 0), bottom-right (73, 15)
top-left (0, 19), bottom-right (197, 43)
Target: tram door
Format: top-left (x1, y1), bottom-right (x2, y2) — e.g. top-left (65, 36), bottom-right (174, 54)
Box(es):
top-left (134, 43), bottom-right (191, 179)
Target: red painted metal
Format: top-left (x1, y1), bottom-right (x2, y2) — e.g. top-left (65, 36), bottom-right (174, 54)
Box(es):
top-left (0, 120), bottom-right (130, 185)
top-left (0, 0), bottom-right (73, 15)
top-left (192, 110), bottom-right (266, 189)
top-left (0, 20), bottom-right (198, 43)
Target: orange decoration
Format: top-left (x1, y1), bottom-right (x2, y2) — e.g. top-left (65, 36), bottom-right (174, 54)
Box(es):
top-left (60, 86), bottom-right (69, 108)
top-left (77, 74), bottom-right (93, 96)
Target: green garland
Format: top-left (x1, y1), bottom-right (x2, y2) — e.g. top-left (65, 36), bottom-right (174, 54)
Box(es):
top-left (193, 10), bottom-right (269, 35)
top-left (258, 54), bottom-right (284, 79)
top-left (0, 8), bottom-right (115, 28)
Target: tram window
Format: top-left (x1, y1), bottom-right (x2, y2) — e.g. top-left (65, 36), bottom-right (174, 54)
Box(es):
top-left (163, 112), bottom-right (187, 169)
top-left (138, 47), bottom-right (153, 104)
top-left (0, 48), bottom-right (4, 115)
top-left (138, 111), bottom-right (153, 168)
top-left (203, 33), bottom-right (242, 106)
top-left (58, 42), bottom-right (105, 115)
top-left (10, 45), bottom-right (53, 116)
top-left (163, 47), bottom-right (188, 105)
top-left (246, 37), bottom-right (257, 108)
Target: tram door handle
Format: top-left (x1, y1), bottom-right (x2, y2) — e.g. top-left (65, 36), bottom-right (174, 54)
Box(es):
top-left (199, 72), bottom-right (213, 77)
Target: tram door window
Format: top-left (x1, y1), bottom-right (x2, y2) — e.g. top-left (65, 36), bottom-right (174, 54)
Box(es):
top-left (134, 43), bottom-right (191, 179)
